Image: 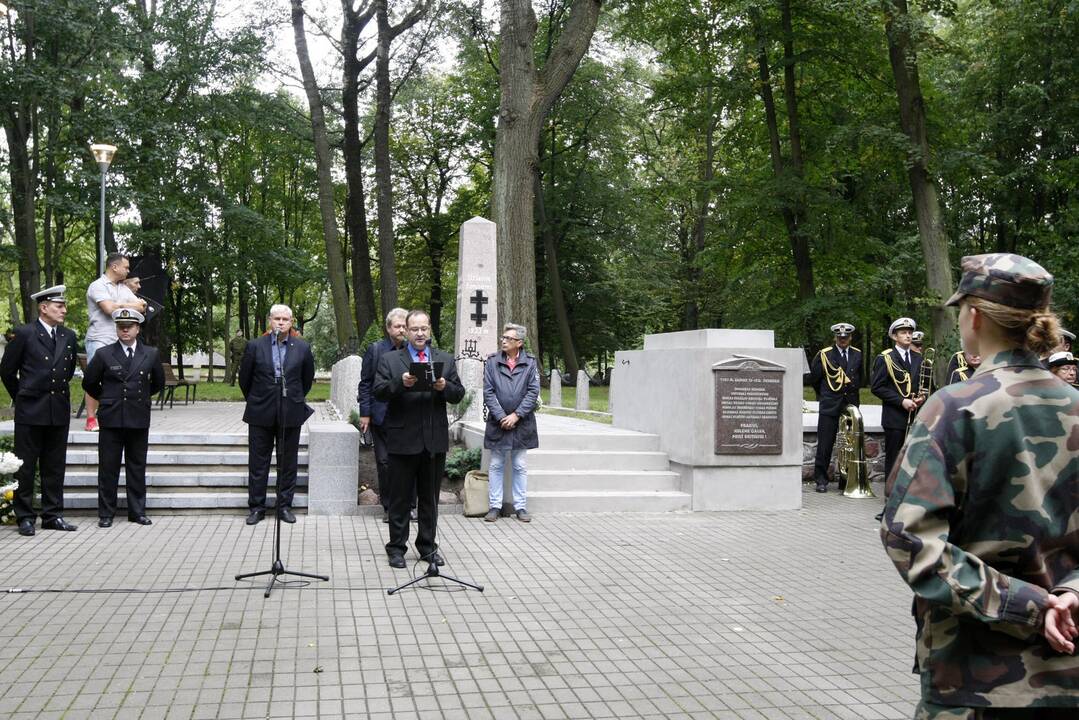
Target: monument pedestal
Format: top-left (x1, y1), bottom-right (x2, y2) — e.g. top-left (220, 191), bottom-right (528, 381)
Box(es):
top-left (612, 329), bottom-right (803, 511)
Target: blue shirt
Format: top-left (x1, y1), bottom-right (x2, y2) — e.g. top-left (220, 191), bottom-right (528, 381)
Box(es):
top-left (407, 342), bottom-right (430, 363)
top-left (271, 334), bottom-right (288, 378)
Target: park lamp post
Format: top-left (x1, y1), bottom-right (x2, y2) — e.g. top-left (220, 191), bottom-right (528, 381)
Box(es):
top-left (90, 143), bottom-right (117, 275)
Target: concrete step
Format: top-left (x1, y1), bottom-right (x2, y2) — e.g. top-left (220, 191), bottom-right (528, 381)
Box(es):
top-left (68, 431), bottom-right (258, 446)
top-left (461, 423), bottom-right (660, 452)
top-left (527, 470), bottom-right (681, 493)
top-left (63, 471), bottom-right (309, 488)
top-left (62, 491), bottom-right (309, 510)
top-left (66, 449), bottom-right (309, 466)
top-left (526, 449), bottom-right (670, 471)
top-left (524, 490), bottom-right (691, 513)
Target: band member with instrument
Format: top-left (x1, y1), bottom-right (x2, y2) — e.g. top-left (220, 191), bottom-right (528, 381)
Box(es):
top-left (944, 350), bottom-right (980, 385)
top-left (911, 330), bottom-right (925, 354)
top-left (805, 322), bottom-right (862, 493)
top-left (871, 317), bottom-right (925, 488)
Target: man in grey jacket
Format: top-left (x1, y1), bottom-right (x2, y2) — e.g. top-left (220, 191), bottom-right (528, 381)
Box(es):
top-left (482, 323), bottom-right (540, 522)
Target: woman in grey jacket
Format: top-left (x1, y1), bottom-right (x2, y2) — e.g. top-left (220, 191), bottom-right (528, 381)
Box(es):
top-left (482, 323), bottom-right (540, 522)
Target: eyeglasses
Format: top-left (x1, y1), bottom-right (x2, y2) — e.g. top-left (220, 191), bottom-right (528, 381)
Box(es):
top-left (500, 335), bottom-right (521, 342)
top-left (408, 326), bottom-right (430, 333)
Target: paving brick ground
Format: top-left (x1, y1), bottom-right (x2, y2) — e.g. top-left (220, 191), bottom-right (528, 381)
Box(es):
top-left (1, 478), bottom-right (920, 719)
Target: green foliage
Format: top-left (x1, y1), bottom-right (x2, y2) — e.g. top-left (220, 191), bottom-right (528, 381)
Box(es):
top-left (444, 447), bottom-right (482, 482)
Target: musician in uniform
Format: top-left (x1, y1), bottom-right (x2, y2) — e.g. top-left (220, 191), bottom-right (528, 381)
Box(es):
top-left (910, 330), bottom-right (925, 354)
top-left (1047, 351), bottom-right (1078, 386)
top-left (805, 322), bottom-right (862, 493)
top-left (871, 317), bottom-right (925, 488)
top-left (82, 309), bottom-right (165, 527)
top-left (0, 285), bottom-right (78, 535)
top-left (944, 349), bottom-right (980, 385)
top-left (1059, 328), bottom-right (1074, 353)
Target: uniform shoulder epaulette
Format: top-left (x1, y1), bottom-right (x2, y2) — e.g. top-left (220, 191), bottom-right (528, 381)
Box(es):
top-left (819, 346), bottom-right (833, 353)
top-left (849, 346), bottom-right (861, 353)
top-left (881, 348), bottom-right (894, 356)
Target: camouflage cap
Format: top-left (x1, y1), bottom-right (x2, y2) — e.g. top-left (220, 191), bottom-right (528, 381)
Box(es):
top-left (945, 253), bottom-right (1053, 309)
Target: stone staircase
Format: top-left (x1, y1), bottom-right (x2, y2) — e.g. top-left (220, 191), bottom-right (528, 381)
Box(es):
top-left (60, 429), bottom-right (309, 511)
top-left (462, 414), bottom-right (691, 513)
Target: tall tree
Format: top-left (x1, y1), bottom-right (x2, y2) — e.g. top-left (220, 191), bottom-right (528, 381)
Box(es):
top-left (291, 0), bottom-right (357, 348)
top-left (492, 0), bottom-right (602, 345)
top-left (882, 0), bottom-right (954, 344)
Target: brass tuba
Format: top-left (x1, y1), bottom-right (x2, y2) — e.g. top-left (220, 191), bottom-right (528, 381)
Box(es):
top-left (837, 405), bottom-right (874, 498)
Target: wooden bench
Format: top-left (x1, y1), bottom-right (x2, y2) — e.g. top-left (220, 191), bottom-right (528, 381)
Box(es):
top-left (157, 362), bottom-right (197, 409)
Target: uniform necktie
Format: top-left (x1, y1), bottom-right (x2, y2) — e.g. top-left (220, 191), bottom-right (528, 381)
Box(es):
top-left (418, 349), bottom-right (426, 362)
top-left (127, 347), bottom-right (134, 361)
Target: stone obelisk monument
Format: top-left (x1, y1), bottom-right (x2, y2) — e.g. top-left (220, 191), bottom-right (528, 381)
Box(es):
top-left (453, 217), bottom-right (498, 425)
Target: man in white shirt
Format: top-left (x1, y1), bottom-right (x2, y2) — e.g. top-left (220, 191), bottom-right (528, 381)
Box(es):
top-left (84, 252), bottom-right (146, 431)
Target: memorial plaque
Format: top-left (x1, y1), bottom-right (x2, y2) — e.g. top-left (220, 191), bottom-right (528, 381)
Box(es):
top-left (713, 356), bottom-right (784, 455)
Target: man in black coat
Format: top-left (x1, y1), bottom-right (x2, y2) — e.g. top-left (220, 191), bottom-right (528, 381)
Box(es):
top-left (870, 317), bottom-right (925, 486)
top-left (374, 309), bottom-right (465, 568)
top-left (357, 307), bottom-right (414, 522)
top-left (805, 322), bottom-right (862, 493)
top-left (82, 309), bottom-right (165, 527)
top-left (0, 285), bottom-right (78, 535)
top-left (239, 304), bottom-right (315, 525)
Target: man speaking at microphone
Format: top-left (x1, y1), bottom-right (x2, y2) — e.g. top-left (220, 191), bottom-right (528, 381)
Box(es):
top-left (239, 305), bottom-right (315, 525)
top-left (374, 309), bottom-right (464, 568)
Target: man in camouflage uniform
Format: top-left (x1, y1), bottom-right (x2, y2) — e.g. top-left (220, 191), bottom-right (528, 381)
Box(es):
top-left (804, 322), bottom-right (862, 492)
top-left (225, 329), bottom-right (246, 386)
top-left (880, 254), bottom-right (1079, 718)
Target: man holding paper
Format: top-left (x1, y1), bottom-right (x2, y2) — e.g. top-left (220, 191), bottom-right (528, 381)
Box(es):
top-left (374, 309), bottom-right (464, 569)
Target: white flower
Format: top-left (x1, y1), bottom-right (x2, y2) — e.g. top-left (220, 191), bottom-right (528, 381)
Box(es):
top-left (0, 452), bottom-right (23, 475)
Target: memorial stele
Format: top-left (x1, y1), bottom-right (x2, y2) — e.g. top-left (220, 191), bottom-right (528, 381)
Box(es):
top-left (611, 329), bottom-right (804, 511)
top-left (453, 217), bottom-right (498, 425)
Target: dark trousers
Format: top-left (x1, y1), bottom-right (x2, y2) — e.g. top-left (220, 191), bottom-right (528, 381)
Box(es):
top-left (814, 412), bottom-right (841, 482)
top-left (371, 423), bottom-right (416, 512)
top-left (97, 427), bottom-right (149, 519)
top-left (386, 451), bottom-right (443, 559)
top-left (883, 427), bottom-right (907, 491)
top-left (13, 422), bottom-right (69, 523)
top-left (247, 424), bottom-right (301, 510)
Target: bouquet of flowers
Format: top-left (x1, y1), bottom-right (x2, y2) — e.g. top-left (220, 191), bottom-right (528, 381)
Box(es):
top-left (0, 451), bottom-right (23, 524)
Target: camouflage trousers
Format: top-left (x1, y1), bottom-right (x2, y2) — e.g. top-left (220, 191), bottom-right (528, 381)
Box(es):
top-left (915, 702), bottom-right (1074, 719)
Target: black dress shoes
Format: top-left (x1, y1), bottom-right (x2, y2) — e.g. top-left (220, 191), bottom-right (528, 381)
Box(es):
top-left (388, 554), bottom-right (406, 569)
top-left (815, 482), bottom-right (828, 493)
top-left (246, 509), bottom-right (265, 525)
top-left (128, 516), bottom-right (152, 525)
top-left (279, 507), bottom-right (296, 524)
top-left (18, 518), bottom-right (35, 536)
top-left (98, 517), bottom-right (113, 528)
top-left (42, 517), bottom-right (77, 531)
top-left (424, 551), bottom-right (445, 567)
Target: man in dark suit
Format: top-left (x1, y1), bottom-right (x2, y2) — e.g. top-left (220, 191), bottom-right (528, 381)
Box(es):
top-left (374, 309), bottom-right (465, 568)
top-left (82, 308), bottom-right (165, 527)
top-left (357, 307), bottom-right (415, 523)
top-left (871, 317), bottom-right (925, 487)
top-left (239, 304), bottom-right (315, 525)
top-left (0, 285), bottom-right (78, 535)
top-left (805, 322), bottom-right (862, 493)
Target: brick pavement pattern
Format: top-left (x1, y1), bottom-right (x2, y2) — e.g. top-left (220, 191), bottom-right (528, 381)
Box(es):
top-left (0, 480), bottom-right (920, 719)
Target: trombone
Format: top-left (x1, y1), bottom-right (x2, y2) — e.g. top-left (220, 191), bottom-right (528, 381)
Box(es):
top-left (907, 347), bottom-right (935, 430)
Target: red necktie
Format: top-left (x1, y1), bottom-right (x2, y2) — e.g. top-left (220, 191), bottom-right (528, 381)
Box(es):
top-left (418, 350), bottom-right (426, 362)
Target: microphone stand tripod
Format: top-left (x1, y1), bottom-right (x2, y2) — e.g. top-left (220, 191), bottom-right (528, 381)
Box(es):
top-left (236, 343), bottom-right (329, 597)
top-left (388, 350), bottom-right (483, 596)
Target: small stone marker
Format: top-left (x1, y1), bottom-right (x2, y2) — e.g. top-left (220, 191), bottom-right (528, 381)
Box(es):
top-left (549, 369), bottom-right (562, 408)
top-left (329, 355), bottom-right (363, 419)
top-left (575, 370), bottom-right (590, 411)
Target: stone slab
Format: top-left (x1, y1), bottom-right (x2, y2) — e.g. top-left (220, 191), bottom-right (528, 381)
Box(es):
top-left (643, 328), bottom-right (775, 350)
top-left (328, 355), bottom-right (362, 420)
top-left (306, 421), bottom-right (360, 515)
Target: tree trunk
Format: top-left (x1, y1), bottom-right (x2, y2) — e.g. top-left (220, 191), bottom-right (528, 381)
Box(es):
top-left (203, 279), bottom-right (215, 383)
top-left (750, 5), bottom-right (814, 303)
top-left (373, 0), bottom-right (400, 316)
top-left (534, 167), bottom-right (579, 376)
top-left (493, 0), bottom-right (602, 350)
top-left (341, 0), bottom-right (378, 345)
top-left (883, 0), bottom-right (955, 346)
top-left (291, 0), bottom-right (357, 349)
top-left (5, 116), bottom-right (40, 322)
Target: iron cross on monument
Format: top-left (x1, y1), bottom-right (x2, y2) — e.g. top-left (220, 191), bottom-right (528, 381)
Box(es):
top-left (469, 290), bottom-right (489, 327)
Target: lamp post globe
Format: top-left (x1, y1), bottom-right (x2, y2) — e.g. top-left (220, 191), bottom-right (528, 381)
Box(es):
top-left (90, 143), bottom-right (117, 275)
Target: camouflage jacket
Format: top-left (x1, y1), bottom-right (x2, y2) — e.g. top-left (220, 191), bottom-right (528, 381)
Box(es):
top-left (880, 349), bottom-right (1079, 707)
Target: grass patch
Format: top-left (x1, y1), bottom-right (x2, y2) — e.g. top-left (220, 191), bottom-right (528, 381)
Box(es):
top-left (540, 385), bottom-right (609, 413)
top-left (802, 387), bottom-right (880, 405)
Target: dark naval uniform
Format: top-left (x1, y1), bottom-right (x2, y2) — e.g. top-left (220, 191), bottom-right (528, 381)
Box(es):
top-left (0, 295), bottom-right (77, 530)
top-left (871, 344), bottom-right (923, 483)
top-left (806, 340), bottom-right (862, 490)
top-left (82, 332), bottom-right (165, 523)
top-left (943, 350), bottom-right (977, 386)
